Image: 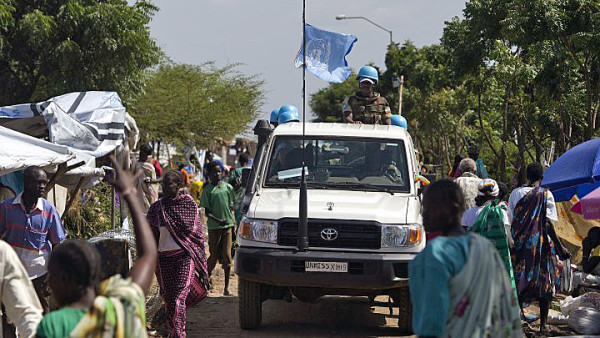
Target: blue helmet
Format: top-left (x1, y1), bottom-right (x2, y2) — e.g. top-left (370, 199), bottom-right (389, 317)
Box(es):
top-left (391, 115), bottom-right (408, 129)
top-left (357, 66), bottom-right (378, 84)
top-left (270, 108), bottom-right (280, 124)
top-left (278, 104), bottom-right (300, 124)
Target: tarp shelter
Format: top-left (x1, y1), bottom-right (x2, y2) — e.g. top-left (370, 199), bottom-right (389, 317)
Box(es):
top-left (0, 91), bottom-right (139, 190)
top-left (0, 125), bottom-right (74, 176)
top-left (556, 196), bottom-right (600, 264)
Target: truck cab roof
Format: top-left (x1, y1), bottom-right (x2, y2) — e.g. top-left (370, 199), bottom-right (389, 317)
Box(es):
top-left (272, 122), bottom-right (412, 141)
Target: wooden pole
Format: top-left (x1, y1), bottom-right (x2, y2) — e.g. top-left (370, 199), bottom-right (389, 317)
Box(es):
top-left (44, 161), bottom-right (86, 198)
top-left (111, 150), bottom-right (116, 229)
top-left (61, 177), bottom-right (84, 221)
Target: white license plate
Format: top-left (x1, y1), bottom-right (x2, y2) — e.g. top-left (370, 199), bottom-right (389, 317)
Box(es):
top-left (305, 261), bottom-right (348, 273)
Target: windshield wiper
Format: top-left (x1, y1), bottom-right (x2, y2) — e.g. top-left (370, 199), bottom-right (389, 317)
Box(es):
top-left (331, 181), bottom-right (396, 195)
top-left (305, 182), bottom-right (332, 189)
top-left (265, 182), bottom-right (297, 188)
top-left (267, 181), bottom-right (328, 189)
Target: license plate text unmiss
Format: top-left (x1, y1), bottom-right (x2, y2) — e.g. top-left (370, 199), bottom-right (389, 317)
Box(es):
top-left (305, 261), bottom-right (348, 272)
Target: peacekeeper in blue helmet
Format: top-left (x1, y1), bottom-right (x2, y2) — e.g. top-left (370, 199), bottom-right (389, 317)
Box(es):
top-left (277, 104), bottom-right (300, 124)
top-left (342, 66), bottom-right (391, 125)
top-left (390, 114), bottom-right (408, 129)
top-left (270, 108), bottom-right (280, 127)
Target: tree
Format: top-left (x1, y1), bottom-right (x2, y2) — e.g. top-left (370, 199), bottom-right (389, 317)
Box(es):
top-left (0, 0), bottom-right (160, 105)
top-left (309, 71), bottom-right (357, 122)
top-left (129, 62), bottom-right (264, 147)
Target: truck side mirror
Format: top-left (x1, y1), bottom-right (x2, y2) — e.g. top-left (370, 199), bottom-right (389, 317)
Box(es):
top-left (241, 168), bottom-right (251, 187)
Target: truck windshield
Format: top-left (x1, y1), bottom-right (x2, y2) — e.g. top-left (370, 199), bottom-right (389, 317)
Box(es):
top-left (264, 136), bottom-right (411, 193)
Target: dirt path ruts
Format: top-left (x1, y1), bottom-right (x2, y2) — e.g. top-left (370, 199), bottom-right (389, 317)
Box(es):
top-left (183, 269), bottom-right (414, 338)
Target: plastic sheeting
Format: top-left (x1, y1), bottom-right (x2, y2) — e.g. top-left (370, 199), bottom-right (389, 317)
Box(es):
top-left (0, 91), bottom-right (136, 188)
top-left (0, 91), bottom-right (126, 158)
top-left (0, 125), bottom-right (74, 176)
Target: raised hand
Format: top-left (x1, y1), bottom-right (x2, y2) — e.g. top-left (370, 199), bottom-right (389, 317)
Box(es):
top-left (108, 154), bottom-right (144, 196)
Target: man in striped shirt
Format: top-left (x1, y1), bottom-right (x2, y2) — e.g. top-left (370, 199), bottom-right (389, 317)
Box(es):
top-left (0, 166), bottom-right (66, 314)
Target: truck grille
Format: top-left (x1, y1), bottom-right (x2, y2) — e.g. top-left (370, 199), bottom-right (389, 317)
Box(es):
top-left (278, 219), bottom-right (381, 249)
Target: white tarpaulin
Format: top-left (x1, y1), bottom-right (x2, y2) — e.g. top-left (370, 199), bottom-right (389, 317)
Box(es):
top-left (0, 126), bottom-right (74, 176)
top-left (0, 91), bottom-right (126, 158)
top-left (0, 91), bottom-right (132, 188)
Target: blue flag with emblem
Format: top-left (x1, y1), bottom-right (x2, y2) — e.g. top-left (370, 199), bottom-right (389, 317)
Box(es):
top-left (294, 24), bottom-right (357, 83)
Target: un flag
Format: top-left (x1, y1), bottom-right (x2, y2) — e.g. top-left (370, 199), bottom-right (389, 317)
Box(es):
top-left (295, 24), bottom-right (358, 83)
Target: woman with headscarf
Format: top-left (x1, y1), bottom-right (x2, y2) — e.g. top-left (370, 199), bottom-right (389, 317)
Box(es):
top-left (464, 179), bottom-right (516, 300)
top-left (146, 170), bottom-right (209, 338)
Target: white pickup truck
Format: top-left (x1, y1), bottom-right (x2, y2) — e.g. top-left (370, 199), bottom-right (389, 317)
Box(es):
top-left (235, 121), bottom-right (424, 333)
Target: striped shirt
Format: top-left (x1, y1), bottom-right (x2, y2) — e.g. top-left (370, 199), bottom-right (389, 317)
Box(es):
top-left (0, 193), bottom-right (66, 278)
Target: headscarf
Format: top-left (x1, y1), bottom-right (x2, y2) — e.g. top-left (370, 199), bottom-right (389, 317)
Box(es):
top-left (477, 178), bottom-right (499, 197)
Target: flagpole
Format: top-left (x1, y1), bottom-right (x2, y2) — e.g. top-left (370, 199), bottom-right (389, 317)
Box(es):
top-left (297, 0), bottom-right (309, 252)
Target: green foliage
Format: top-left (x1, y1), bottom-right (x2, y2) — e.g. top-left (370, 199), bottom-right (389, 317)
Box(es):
top-left (129, 62), bottom-right (265, 147)
top-left (0, 0), bottom-right (160, 105)
top-left (62, 182), bottom-right (122, 239)
top-left (309, 71), bottom-right (358, 122)
top-left (310, 0), bottom-right (600, 186)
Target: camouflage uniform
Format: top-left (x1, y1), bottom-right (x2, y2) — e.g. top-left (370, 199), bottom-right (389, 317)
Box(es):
top-left (342, 92), bottom-right (391, 124)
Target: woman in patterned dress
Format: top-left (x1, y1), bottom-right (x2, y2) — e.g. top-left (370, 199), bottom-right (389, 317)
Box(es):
top-left (147, 170), bottom-right (209, 338)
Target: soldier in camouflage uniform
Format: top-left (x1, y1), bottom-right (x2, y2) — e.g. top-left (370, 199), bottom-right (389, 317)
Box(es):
top-left (342, 66), bottom-right (392, 125)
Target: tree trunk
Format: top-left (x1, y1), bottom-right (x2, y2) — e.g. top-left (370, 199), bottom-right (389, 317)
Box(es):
top-left (500, 85), bottom-right (510, 183)
top-left (477, 86), bottom-right (500, 159)
top-left (515, 119), bottom-right (527, 187)
top-left (585, 70), bottom-right (596, 140)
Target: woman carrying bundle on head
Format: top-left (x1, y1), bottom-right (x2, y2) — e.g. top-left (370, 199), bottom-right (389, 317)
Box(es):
top-left (463, 179), bottom-right (517, 301)
top-left (146, 169), bottom-right (209, 338)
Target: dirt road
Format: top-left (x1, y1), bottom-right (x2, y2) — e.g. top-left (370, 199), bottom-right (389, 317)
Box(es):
top-left (180, 269), bottom-right (413, 337)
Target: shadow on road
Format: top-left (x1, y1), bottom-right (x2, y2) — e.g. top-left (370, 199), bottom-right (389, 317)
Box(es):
top-left (187, 294), bottom-right (410, 337)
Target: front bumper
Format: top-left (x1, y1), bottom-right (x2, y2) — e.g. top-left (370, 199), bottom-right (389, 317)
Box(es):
top-left (234, 247), bottom-right (416, 290)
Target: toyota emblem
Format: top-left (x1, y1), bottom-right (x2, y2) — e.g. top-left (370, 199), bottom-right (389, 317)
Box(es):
top-left (327, 202), bottom-right (334, 211)
top-left (320, 228), bottom-right (338, 241)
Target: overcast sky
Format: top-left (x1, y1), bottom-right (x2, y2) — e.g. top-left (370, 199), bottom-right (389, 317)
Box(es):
top-left (145, 0), bottom-right (466, 123)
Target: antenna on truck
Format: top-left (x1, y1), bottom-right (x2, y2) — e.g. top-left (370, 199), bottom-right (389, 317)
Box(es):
top-left (297, 0), bottom-right (309, 252)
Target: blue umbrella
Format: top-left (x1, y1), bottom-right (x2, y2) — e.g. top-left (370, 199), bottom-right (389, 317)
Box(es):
top-left (542, 137), bottom-right (600, 202)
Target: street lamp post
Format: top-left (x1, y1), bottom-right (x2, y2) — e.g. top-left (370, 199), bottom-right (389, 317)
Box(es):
top-left (392, 75), bottom-right (405, 116)
top-left (336, 14), bottom-right (392, 45)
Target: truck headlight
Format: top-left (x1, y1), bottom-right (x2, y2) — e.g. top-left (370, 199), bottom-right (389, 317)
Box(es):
top-left (381, 224), bottom-right (422, 247)
top-left (239, 217), bottom-right (278, 244)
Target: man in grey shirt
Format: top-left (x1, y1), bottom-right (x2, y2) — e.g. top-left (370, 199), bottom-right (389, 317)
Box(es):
top-left (455, 158), bottom-right (482, 209)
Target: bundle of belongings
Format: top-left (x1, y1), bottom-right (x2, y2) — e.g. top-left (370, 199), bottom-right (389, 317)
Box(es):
top-left (546, 227), bottom-right (600, 334)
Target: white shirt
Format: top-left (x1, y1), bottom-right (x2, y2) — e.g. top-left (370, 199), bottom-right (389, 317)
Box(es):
top-left (462, 204), bottom-right (512, 242)
top-left (0, 240), bottom-right (43, 337)
top-left (158, 227), bottom-right (182, 252)
top-left (462, 206), bottom-right (483, 228)
top-left (462, 204), bottom-right (511, 228)
top-left (508, 186), bottom-right (558, 223)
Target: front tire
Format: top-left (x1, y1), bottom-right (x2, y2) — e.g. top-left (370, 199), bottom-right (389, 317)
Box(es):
top-left (395, 286), bottom-right (413, 334)
top-left (238, 277), bottom-right (262, 330)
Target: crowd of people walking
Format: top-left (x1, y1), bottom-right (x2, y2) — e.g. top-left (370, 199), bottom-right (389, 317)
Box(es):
top-left (0, 141), bottom-right (249, 337)
top-left (410, 146), bottom-right (572, 336)
top-left (0, 138), bottom-right (583, 337)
